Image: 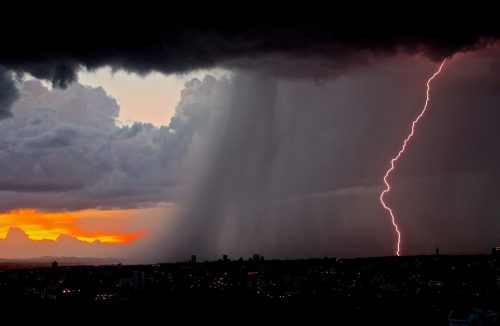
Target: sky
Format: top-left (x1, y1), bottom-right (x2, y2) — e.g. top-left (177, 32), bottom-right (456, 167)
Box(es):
top-left (0, 4), bottom-right (498, 262)
top-left (78, 68), bottom-right (230, 126)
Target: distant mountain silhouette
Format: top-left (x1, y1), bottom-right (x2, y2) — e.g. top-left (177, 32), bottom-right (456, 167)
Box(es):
top-left (0, 256), bottom-right (123, 269)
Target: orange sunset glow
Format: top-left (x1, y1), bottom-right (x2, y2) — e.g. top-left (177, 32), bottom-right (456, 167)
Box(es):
top-left (0, 209), bottom-right (146, 244)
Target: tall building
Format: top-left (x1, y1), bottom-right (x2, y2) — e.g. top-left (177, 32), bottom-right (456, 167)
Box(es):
top-left (492, 247), bottom-right (500, 270)
top-left (493, 247), bottom-right (500, 290)
top-left (191, 254), bottom-right (197, 264)
top-left (133, 271), bottom-right (146, 291)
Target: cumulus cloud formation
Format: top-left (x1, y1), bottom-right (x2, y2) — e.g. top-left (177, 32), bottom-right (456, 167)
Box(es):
top-left (0, 227), bottom-right (126, 259)
top-left (0, 77), bottom-right (226, 211)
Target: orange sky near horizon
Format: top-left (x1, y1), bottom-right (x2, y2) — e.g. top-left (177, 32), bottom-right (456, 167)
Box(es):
top-left (0, 208), bottom-right (147, 244)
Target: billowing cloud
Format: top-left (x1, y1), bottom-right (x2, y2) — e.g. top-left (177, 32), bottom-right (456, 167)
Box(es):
top-left (0, 209), bottom-right (145, 243)
top-left (0, 76), bottom-right (227, 211)
top-left (0, 227), bottom-right (127, 259)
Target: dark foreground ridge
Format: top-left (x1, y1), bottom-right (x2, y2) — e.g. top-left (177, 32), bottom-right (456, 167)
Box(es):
top-left (1, 254), bottom-right (499, 324)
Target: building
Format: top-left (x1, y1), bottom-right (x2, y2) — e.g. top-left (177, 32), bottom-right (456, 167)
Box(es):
top-left (493, 247), bottom-right (500, 289)
top-left (492, 246), bottom-right (500, 268)
top-left (253, 254), bottom-right (261, 262)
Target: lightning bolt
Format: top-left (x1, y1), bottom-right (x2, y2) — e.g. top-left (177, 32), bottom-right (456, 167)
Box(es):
top-left (380, 59), bottom-right (447, 256)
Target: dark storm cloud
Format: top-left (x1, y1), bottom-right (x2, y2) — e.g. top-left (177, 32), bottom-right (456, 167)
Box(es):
top-left (1, 2), bottom-right (499, 87)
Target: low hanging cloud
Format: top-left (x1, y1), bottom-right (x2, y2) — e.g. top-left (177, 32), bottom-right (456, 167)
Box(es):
top-left (1, 3), bottom-right (500, 88)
